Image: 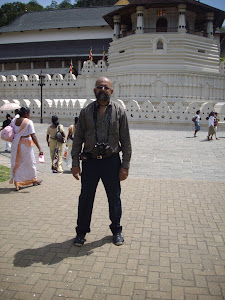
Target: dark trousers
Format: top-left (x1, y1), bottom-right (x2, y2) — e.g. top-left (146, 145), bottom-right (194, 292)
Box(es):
top-left (76, 153), bottom-right (122, 236)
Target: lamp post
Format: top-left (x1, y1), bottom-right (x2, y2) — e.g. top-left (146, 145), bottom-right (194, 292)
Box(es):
top-left (38, 71), bottom-right (45, 123)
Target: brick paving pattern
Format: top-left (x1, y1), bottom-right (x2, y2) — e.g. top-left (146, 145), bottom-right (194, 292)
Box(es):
top-left (0, 123), bottom-right (225, 300)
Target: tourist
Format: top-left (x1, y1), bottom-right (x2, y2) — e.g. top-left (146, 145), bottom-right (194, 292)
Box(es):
top-left (71, 76), bottom-right (132, 247)
top-left (214, 112), bottom-right (219, 140)
top-left (0, 113), bottom-right (12, 152)
top-left (46, 115), bottom-right (65, 173)
top-left (193, 110), bottom-right (200, 137)
top-left (66, 116), bottom-right (79, 170)
top-left (10, 107), bottom-right (43, 191)
top-left (207, 111), bottom-right (215, 140)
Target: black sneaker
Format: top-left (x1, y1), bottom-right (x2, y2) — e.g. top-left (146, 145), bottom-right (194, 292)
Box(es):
top-left (74, 234), bottom-right (86, 247)
top-left (113, 233), bottom-right (124, 246)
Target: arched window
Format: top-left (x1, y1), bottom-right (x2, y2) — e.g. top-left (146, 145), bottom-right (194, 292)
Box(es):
top-left (157, 40), bottom-right (164, 49)
top-left (156, 18), bottom-right (167, 32)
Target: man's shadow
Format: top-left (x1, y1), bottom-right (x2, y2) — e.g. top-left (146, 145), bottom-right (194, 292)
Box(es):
top-left (13, 236), bottom-right (112, 268)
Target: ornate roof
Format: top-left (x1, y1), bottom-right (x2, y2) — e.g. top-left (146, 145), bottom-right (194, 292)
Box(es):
top-left (103, 0), bottom-right (225, 29)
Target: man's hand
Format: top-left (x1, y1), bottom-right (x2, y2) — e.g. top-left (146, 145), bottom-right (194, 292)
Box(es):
top-left (119, 168), bottom-right (129, 181)
top-left (72, 166), bottom-right (81, 180)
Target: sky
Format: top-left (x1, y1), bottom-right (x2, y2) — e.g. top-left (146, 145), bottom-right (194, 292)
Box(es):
top-left (0, 0), bottom-right (224, 10)
top-left (0, 0), bottom-right (224, 24)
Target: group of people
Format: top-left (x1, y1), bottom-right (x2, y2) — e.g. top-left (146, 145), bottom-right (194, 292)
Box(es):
top-left (1, 110), bottom-right (79, 184)
top-left (1, 76), bottom-right (131, 247)
top-left (193, 110), bottom-right (220, 140)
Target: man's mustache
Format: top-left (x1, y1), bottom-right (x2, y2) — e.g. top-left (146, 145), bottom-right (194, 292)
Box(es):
top-left (96, 91), bottom-right (110, 101)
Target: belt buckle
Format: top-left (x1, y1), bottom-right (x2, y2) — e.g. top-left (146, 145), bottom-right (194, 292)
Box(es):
top-left (97, 155), bottom-right (103, 159)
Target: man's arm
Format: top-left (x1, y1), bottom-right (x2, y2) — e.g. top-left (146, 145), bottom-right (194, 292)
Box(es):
top-left (71, 110), bottom-right (85, 180)
top-left (119, 110), bottom-right (132, 177)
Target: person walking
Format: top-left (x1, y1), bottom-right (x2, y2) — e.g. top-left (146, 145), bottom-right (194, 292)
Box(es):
top-left (193, 110), bottom-right (200, 137)
top-left (214, 112), bottom-right (219, 140)
top-left (46, 115), bottom-right (65, 173)
top-left (207, 111), bottom-right (215, 140)
top-left (9, 107), bottom-right (43, 191)
top-left (71, 76), bottom-right (132, 247)
top-left (0, 113), bottom-right (12, 152)
top-left (66, 117), bottom-right (79, 170)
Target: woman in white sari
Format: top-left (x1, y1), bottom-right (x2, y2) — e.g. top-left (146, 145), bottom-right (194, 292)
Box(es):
top-left (10, 107), bottom-right (43, 191)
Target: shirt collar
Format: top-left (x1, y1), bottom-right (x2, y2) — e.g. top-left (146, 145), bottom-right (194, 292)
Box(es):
top-left (95, 99), bottom-right (112, 109)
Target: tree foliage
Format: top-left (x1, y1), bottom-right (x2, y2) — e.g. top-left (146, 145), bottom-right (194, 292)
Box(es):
top-left (26, 0), bottom-right (44, 12)
top-left (0, 2), bottom-right (26, 27)
top-left (0, 1), bottom-right (44, 27)
top-left (59, 0), bottom-right (73, 9)
top-left (45, 0), bottom-right (59, 10)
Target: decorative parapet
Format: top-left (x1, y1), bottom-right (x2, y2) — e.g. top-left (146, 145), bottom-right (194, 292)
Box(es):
top-left (81, 60), bottom-right (108, 74)
top-left (96, 60), bottom-right (108, 73)
top-left (1, 98), bottom-right (224, 126)
top-left (81, 60), bottom-right (96, 75)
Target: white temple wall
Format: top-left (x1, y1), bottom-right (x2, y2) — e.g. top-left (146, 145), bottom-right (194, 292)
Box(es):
top-left (108, 34), bottom-right (220, 73)
top-left (0, 27), bottom-right (112, 44)
top-left (1, 69), bottom-right (225, 105)
top-left (0, 59), bottom-right (225, 127)
top-left (1, 97), bottom-right (225, 129)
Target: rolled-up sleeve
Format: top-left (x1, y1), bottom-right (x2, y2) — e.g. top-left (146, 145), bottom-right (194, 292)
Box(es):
top-left (119, 111), bottom-right (132, 169)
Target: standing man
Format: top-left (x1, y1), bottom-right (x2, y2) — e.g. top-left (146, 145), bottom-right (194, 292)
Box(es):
top-left (71, 76), bottom-right (131, 246)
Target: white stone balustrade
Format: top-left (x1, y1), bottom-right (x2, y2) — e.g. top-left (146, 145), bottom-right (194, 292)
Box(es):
top-left (1, 98), bottom-right (225, 127)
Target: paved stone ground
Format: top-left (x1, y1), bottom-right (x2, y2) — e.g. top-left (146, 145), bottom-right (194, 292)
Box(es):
top-left (0, 123), bottom-right (225, 300)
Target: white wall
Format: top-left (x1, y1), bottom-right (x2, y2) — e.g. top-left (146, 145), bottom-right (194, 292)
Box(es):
top-left (0, 26), bottom-right (113, 44)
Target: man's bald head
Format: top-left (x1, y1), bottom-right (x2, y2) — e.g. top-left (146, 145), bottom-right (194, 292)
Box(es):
top-left (94, 76), bottom-right (113, 106)
top-left (95, 76), bottom-right (112, 89)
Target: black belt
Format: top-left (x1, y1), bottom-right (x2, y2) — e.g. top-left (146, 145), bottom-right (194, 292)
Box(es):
top-left (91, 154), bottom-right (111, 160)
top-left (81, 152), bottom-right (117, 160)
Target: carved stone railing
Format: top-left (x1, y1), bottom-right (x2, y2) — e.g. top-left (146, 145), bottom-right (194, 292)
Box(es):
top-left (1, 98), bottom-right (224, 127)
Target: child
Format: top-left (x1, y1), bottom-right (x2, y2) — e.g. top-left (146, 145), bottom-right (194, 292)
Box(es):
top-left (193, 110), bottom-right (200, 137)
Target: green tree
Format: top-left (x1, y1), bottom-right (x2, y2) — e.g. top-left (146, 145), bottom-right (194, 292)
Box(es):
top-left (221, 26), bottom-right (225, 32)
top-left (0, 2), bottom-right (26, 27)
top-left (26, 0), bottom-right (44, 12)
top-left (46, 0), bottom-right (59, 10)
top-left (59, 0), bottom-right (73, 9)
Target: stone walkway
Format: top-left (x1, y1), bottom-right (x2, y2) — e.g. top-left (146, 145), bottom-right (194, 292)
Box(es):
top-left (0, 123), bottom-right (225, 300)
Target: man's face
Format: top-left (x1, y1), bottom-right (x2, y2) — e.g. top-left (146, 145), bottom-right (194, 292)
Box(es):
top-left (94, 78), bottom-right (113, 105)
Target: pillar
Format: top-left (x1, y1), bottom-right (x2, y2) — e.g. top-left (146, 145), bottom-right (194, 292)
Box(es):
top-left (136, 6), bottom-right (144, 34)
top-left (113, 15), bottom-right (121, 40)
top-left (178, 4), bottom-right (187, 33)
top-left (206, 12), bottom-right (214, 39)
